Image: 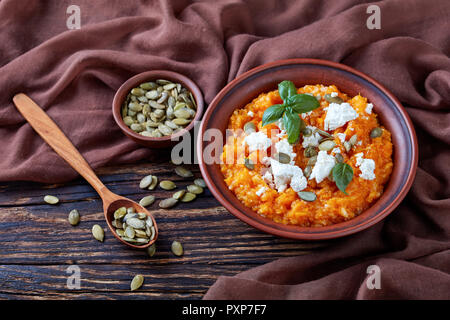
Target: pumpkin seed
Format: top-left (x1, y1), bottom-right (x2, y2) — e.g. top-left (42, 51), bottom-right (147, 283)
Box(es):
top-left (113, 219), bottom-right (123, 229)
top-left (175, 166), bottom-right (193, 178)
top-left (298, 191), bottom-right (317, 202)
top-left (146, 90), bottom-right (159, 100)
top-left (159, 197), bottom-right (178, 209)
top-left (68, 209), bottom-right (80, 226)
top-left (163, 83), bottom-right (176, 90)
top-left (140, 82), bottom-right (157, 90)
top-left (44, 195), bottom-right (59, 205)
top-left (274, 152), bottom-right (291, 164)
top-left (181, 192), bottom-right (196, 202)
top-left (318, 140), bottom-right (336, 151)
top-left (174, 108), bottom-right (191, 119)
top-left (156, 79), bottom-right (171, 85)
top-left (349, 134), bottom-right (358, 146)
top-left (160, 180), bottom-right (176, 190)
top-left (370, 127), bottom-right (382, 138)
top-left (302, 127), bottom-right (313, 137)
top-left (116, 229), bottom-right (125, 237)
top-left (139, 195), bottom-right (155, 207)
top-left (244, 122), bottom-right (256, 133)
top-left (158, 124), bottom-right (173, 136)
top-left (135, 229), bottom-right (148, 238)
top-left (150, 226), bottom-right (156, 240)
top-left (187, 184), bottom-right (203, 194)
top-left (324, 93), bottom-right (343, 104)
top-left (172, 118), bottom-right (191, 126)
top-left (335, 153), bottom-right (344, 163)
top-left (244, 158), bottom-right (255, 170)
top-left (130, 275), bottom-right (144, 291)
top-left (127, 218), bottom-right (145, 229)
top-left (92, 224), bottom-right (104, 242)
top-left (123, 212), bottom-right (137, 223)
top-left (194, 179), bottom-right (206, 188)
top-left (157, 91), bottom-right (169, 104)
top-left (147, 243), bottom-right (156, 257)
top-left (114, 207), bottom-right (127, 220)
top-left (315, 129), bottom-right (333, 138)
top-left (344, 141), bottom-right (352, 152)
top-left (174, 102), bottom-right (186, 111)
top-left (123, 116), bottom-right (134, 126)
top-left (303, 165), bottom-right (312, 178)
top-left (304, 146), bottom-right (318, 158)
top-left (148, 176), bottom-right (158, 190)
top-left (127, 207), bottom-right (135, 214)
top-left (171, 241), bottom-right (184, 256)
top-left (307, 155), bottom-right (318, 166)
top-left (130, 123), bottom-right (143, 132)
top-left (131, 88), bottom-right (145, 96)
top-left (140, 175), bottom-right (153, 189)
top-left (173, 190), bottom-right (186, 200)
top-left (125, 226), bottom-right (135, 239)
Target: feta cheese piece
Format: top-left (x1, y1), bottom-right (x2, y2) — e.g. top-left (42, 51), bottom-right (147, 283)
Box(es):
top-left (365, 103), bottom-right (373, 114)
top-left (324, 102), bottom-right (359, 131)
top-left (355, 153), bottom-right (376, 180)
top-left (309, 151), bottom-right (336, 183)
top-left (275, 139), bottom-right (296, 165)
top-left (331, 147), bottom-right (341, 154)
top-left (336, 133), bottom-right (346, 144)
top-left (243, 131), bottom-right (272, 153)
top-left (300, 111), bottom-right (313, 119)
top-left (302, 126), bottom-right (322, 148)
top-left (261, 156), bottom-right (271, 166)
top-left (330, 92), bottom-right (339, 97)
top-left (270, 159), bottom-right (307, 193)
top-left (247, 111), bottom-right (254, 117)
top-left (262, 170), bottom-right (273, 184)
top-left (256, 187), bottom-right (267, 197)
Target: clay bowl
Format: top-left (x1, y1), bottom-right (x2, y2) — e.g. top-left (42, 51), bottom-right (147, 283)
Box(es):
top-left (197, 58), bottom-right (418, 240)
top-left (113, 70), bottom-right (203, 148)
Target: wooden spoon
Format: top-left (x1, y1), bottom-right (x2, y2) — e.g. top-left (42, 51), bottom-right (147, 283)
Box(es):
top-left (12, 93), bottom-right (158, 249)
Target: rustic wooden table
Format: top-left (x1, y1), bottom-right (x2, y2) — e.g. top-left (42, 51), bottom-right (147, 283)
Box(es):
top-left (0, 152), bottom-right (330, 299)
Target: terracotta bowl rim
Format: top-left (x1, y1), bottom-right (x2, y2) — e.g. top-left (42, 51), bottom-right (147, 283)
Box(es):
top-left (112, 70), bottom-right (204, 145)
top-left (197, 58), bottom-right (418, 240)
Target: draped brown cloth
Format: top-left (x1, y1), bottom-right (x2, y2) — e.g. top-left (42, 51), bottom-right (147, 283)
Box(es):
top-left (0, 0), bottom-right (449, 299)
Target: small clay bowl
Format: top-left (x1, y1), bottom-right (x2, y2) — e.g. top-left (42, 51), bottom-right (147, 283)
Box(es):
top-left (197, 58), bottom-right (418, 240)
top-left (113, 70), bottom-right (203, 148)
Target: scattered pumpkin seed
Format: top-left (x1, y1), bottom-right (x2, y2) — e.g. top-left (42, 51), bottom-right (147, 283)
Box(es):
top-left (335, 153), bottom-right (344, 163)
top-left (159, 197), bottom-right (178, 209)
top-left (171, 241), bottom-right (184, 256)
top-left (370, 127), bottom-right (382, 138)
top-left (194, 178), bottom-right (206, 188)
top-left (114, 207), bottom-right (127, 220)
top-left (298, 191), bottom-right (317, 202)
top-left (318, 140), bottom-right (336, 151)
top-left (349, 134), bottom-right (358, 146)
top-left (307, 155), bottom-right (318, 166)
top-left (181, 192), bottom-right (196, 202)
top-left (160, 180), bottom-right (176, 190)
top-left (127, 218), bottom-right (145, 229)
top-left (173, 190), bottom-right (186, 200)
top-left (148, 176), bottom-right (158, 190)
top-left (146, 243), bottom-right (156, 257)
top-left (303, 165), bottom-right (312, 178)
top-left (130, 275), bottom-right (144, 291)
top-left (302, 127), bottom-right (313, 137)
top-left (315, 129), bottom-right (333, 138)
top-left (139, 195), bottom-right (155, 207)
top-left (304, 146), bottom-right (318, 158)
top-left (44, 195), bottom-right (59, 205)
top-left (274, 152), bottom-right (291, 164)
top-left (92, 224), bottom-right (104, 242)
top-left (68, 209), bottom-right (80, 226)
top-left (187, 184), bottom-right (203, 194)
top-left (324, 93), bottom-right (343, 104)
top-left (244, 122), bottom-right (256, 133)
top-left (125, 226), bottom-right (135, 239)
top-left (175, 166), bottom-right (193, 178)
top-left (344, 141), bottom-right (352, 152)
top-left (244, 158), bottom-right (255, 170)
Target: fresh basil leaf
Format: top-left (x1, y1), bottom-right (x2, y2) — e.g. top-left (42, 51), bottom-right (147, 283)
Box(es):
top-left (278, 81), bottom-right (297, 101)
top-left (262, 104), bottom-right (285, 127)
top-left (283, 108), bottom-right (301, 144)
top-left (287, 94), bottom-right (320, 113)
top-left (332, 163), bottom-right (353, 195)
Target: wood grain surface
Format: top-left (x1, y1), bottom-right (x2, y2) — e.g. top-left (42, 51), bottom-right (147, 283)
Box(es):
top-left (0, 160), bottom-right (333, 300)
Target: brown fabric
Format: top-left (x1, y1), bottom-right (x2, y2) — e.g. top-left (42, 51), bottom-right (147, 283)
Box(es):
top-left (0, 0), bottom-right (449, 299)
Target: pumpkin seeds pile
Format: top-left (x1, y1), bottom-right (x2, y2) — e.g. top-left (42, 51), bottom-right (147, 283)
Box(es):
top-left (121, 79), bottom-right (197, 137)
top-left (112, 206), bottom-right (156, 245)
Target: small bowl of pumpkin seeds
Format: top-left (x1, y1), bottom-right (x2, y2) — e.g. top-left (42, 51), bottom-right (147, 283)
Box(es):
top-left (113, 70), bottom-right (204, 148)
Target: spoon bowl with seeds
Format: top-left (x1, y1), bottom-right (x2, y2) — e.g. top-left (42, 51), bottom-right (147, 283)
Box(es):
top-left (112, 70), bottom-right (204, 148)
top-left (13, 94), bottom-right (158, 249)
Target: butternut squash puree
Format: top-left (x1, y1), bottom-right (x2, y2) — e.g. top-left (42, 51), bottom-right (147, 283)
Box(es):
top-left (220, 84), bottom-right (393, 227)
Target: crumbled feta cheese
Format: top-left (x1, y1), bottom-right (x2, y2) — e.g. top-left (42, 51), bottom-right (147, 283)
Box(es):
top-left (302, 126), bottom-right (322, 148)
top-left (275, 139), bottom-right (296, 165)
top-left (365, 103), bottom-right (373, 114)
top-left (262, 170), bottom-right (273, 183)
top-left (354, 153), bottom-right (376, 180)
top-left (270, 159), bottom-right (307, 192)
top-left (349, 127), bottom-right (354, 131)
top-left (331, 92), bottom-right (338, 97)
top-left (357, 140), bottom-right (362, 146)
top-left (324, 102), bottom-right (359, 131)
top-left (336, 133), bottom-right (346, 144)
top-left (261, 156), bottom-right (271, 166)
top-left (256, 187), bottom-right (267, 197)
top-left (243, 131), bottom-right (272, 153)
top-left (247, 111), bottom-right (254, 117)
top-left (309, 151), bottom-right (336, 183)
top-left (301, 111), bottom-right (313, 119)
top-left (331, 147), bottom-right (341, 154)
top-left (276, 119), bottom-right (285, 131)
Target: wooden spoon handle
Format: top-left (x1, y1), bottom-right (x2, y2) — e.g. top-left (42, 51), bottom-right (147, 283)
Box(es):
top-left (13, 93), bottom-right (109, 197)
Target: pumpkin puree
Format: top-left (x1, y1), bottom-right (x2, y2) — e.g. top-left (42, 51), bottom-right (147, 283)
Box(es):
top-left (220, 84), bottom-right (393, 227)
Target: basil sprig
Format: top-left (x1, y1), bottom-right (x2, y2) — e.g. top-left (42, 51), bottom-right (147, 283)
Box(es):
top-left (262, 81), bottom-right (320, 144)
top-left (332, 163), bottom-right (353, 195)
